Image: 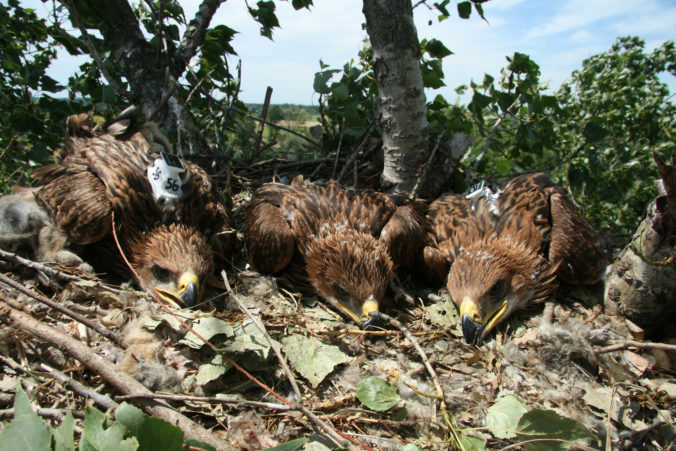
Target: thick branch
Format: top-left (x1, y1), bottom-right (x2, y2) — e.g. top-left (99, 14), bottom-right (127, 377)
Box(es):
top-left (0, 304), bottom-right (230, 450)
top-left (176, 0), bottom-right (227, 72)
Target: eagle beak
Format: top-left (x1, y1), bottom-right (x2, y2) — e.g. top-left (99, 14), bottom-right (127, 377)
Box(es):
top-left (460, 298), bottom-right (509, 345)
top-left (332, 295), bottom-right (380, 329)
top-left (154, 272), bottom-right (200, 308)
top-left (360, 295), bottom-right (379, 329)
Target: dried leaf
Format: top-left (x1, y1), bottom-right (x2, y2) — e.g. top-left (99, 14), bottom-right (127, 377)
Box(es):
top-left (195, 354), bottom-right (232, 386)
top-left (281, 334), bottom-right (349, 388)
top-left (179, 317), bottom-right (234, 349)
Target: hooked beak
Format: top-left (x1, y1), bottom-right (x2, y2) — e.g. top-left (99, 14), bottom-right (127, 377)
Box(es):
top-left (333, 295), bottom-right (380, 329)
top-left (154, 272), bottom-right (200, 308)
top-left (460, 298), bottom-right (509, 345)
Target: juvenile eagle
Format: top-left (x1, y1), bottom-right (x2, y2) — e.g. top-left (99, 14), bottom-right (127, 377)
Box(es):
top-left (244, 179), bottom-right (431, 327)
top-left (33, 107), bottom-right (231, 307)
top-left (424, 173), bottom-right (607, 344)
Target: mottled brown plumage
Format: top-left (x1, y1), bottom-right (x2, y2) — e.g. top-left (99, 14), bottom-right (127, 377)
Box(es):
top-left (244, 180), bottom-right (431, 326)
top-left (425, 173), bottom-right (607, 344)
top-left (33, 107), bottom-right (231, 307)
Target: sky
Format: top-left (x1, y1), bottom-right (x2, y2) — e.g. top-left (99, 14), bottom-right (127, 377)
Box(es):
top-left (27, 0), bottom-right (676, 105)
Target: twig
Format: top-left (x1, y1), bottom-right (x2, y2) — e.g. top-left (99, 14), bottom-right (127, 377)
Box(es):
top-left (60, 0), bottom-right (131, 98)
top-left (222, 271), bottom-right (354, 450)
top-left (222, 271), bottom-right (301, 400)
top-left (0, 407), bottom-right (84, 421)
top-left (595, 340), bottom-right (676, 354)
top-left (0, 248), bottom-right (130, 295)
top-left (331, 119), bottom-right (346, 179)
top-left (370, 311), bottom-right (447, 414)
top-left (40, 363), bottom-right (118, 411)
top-left (250, 86), bottom-right (274, 164)
top-left (115, 392), bottom-right (290, 411)
top-left (472, 93), bottom-right (522, 172)
top-left (0, 304), bottom-right (230, 449)
top-left (0, 273), bottom-right (124, 347)
top-left (337, 117), bottom-right (378, 183)
top-left (409, 131), bottom-right (445, 199)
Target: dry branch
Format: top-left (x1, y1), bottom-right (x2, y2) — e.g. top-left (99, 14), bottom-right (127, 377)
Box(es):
top-left (0, 273), bottom-right (123, 347)
top-left (0, 304), bottom-right (230, 450)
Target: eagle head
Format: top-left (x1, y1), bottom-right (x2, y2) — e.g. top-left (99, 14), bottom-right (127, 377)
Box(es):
top-left (130, 223), bottom-right (213, 308)
top-left (447, 221), bottom-right (558, 345)
top-left (306, 224), bottom-right (393, 328)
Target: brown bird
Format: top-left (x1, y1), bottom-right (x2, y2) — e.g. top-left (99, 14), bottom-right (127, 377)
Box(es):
top-left (32, 107), bottom-right (231, 307)
top-left (244, 179), bottom-right (431, 327)
top-left (424, 173), bottom-right (607, 344)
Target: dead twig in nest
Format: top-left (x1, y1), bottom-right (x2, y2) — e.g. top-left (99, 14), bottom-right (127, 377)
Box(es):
top-left (116, 392), bottom-right (290, 411)
top-left (0, 273), bottom-right (124, 347)
top-left (595, 340), bottom-right (676, 354)
top-left (369, 311), bottom-right (447, 414)
top-left (0, 249), bottom-right (128, 295)
top-left (40, 363), bottom-right (118, 411)
top-left (222, 271), bottom-right (360, 450)
top-left (0, 303), bottom-right (230, 450)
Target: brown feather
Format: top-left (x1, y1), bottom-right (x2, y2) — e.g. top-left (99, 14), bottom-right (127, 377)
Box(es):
top-left (426, 173), bottom-right (608, 343)
top-left (32, 107), bottom-right (231, 306)
top-left (243, 180), bottom-right (431, 325)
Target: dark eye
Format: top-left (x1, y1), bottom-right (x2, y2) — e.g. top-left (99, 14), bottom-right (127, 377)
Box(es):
top-left (334, 283), bottom-right (350, 300)
top-left (489, 279), bottom-right (505, 298)
top-left (153, 265), bottom-right (170, 281)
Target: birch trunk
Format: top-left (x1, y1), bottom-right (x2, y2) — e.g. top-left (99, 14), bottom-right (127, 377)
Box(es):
top-left (363, 0), bottom-right (430, 195)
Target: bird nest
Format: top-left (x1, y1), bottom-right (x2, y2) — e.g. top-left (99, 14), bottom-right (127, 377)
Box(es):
top-left (0, 225), bottom-right (674, 450)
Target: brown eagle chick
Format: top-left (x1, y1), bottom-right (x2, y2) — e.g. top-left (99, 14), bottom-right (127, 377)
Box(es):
top-left (33, 107), bottom-right (230, 308)
top-left (426, 173), bottom-right (607, 344)
top-left (244, 180), bottom-right (430, 327)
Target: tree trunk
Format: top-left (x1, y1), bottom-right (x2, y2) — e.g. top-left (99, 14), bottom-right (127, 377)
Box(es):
top-left (604, 154), bottom-right (676, 339)
top-left (363, 0), bottom-right (429, 195)
top-left (63, 0), bottom-right (226, 155)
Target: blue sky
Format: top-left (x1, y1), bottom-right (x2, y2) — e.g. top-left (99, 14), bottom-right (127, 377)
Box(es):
top-left (30, 0), bottom-right (676, 105)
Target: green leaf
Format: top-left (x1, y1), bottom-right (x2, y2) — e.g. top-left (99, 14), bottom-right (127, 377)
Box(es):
top-left (281, 334), bottom-right (349, 388)
top-left (79, 406), bottom-right (138, 451)
top-left (457, 434), bottom-right (486, 451)
top-left (356, 376), bottom-right (400, 412)
top-left (402, 444), bottom-right (424, 451)
top-left (261, 437), bottom-right (308, 451)
top-left (115, 403), bottom-right (183, 451)
top-left (425, 38), bottom-right (453, 59)
top-left (54, 412), bottom-right (76, 451)
top-left (0, 384), bottom-right (52, 450)
top-left (457, 1), bottom-right (472, 19)
top-left (291, 0), bottom-right (312, 10)
top-left (515, 409), bottom-right (599, 451)
top-left (313, 69), bottom-right (340, 94)
top-left (485, 394), bottom-right (529, 439)
top-left (582, 122), bottom-right (609, 144)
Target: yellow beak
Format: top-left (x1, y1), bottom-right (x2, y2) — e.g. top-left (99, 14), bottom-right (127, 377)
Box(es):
top-left (155, 272), bottom-right (200, 308)
top-left (459, 298), bottom-right (508, 345)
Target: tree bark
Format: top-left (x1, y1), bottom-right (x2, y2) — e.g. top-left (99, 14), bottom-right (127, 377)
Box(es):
top-left (63, 0), bottom-right (226, 155)
top-left (363, 0), bottom-right (430, 195)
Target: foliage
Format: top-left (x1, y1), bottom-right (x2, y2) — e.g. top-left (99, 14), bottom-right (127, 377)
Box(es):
top-left (0, 383), bottom-right (205, 451)
top-left (556, 37), bottom-right (676, 229)
top-left (0, 1), bottom-right (77, 192)
top-left (356, 376), bottom-right (401, 411)
top-left (463, 37), bottom-right (675, 230)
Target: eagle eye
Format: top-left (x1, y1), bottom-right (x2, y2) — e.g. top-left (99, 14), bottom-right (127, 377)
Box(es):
top-left (152, 265), bottom-right (170, 281)
top-left (333, 283), bottom-right (350, 300)
top-left (489, 279), bottom-right (506, 298)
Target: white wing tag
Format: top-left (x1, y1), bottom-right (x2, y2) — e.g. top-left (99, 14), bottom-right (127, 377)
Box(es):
top-left (147, 152), bottom-right (186, 206)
